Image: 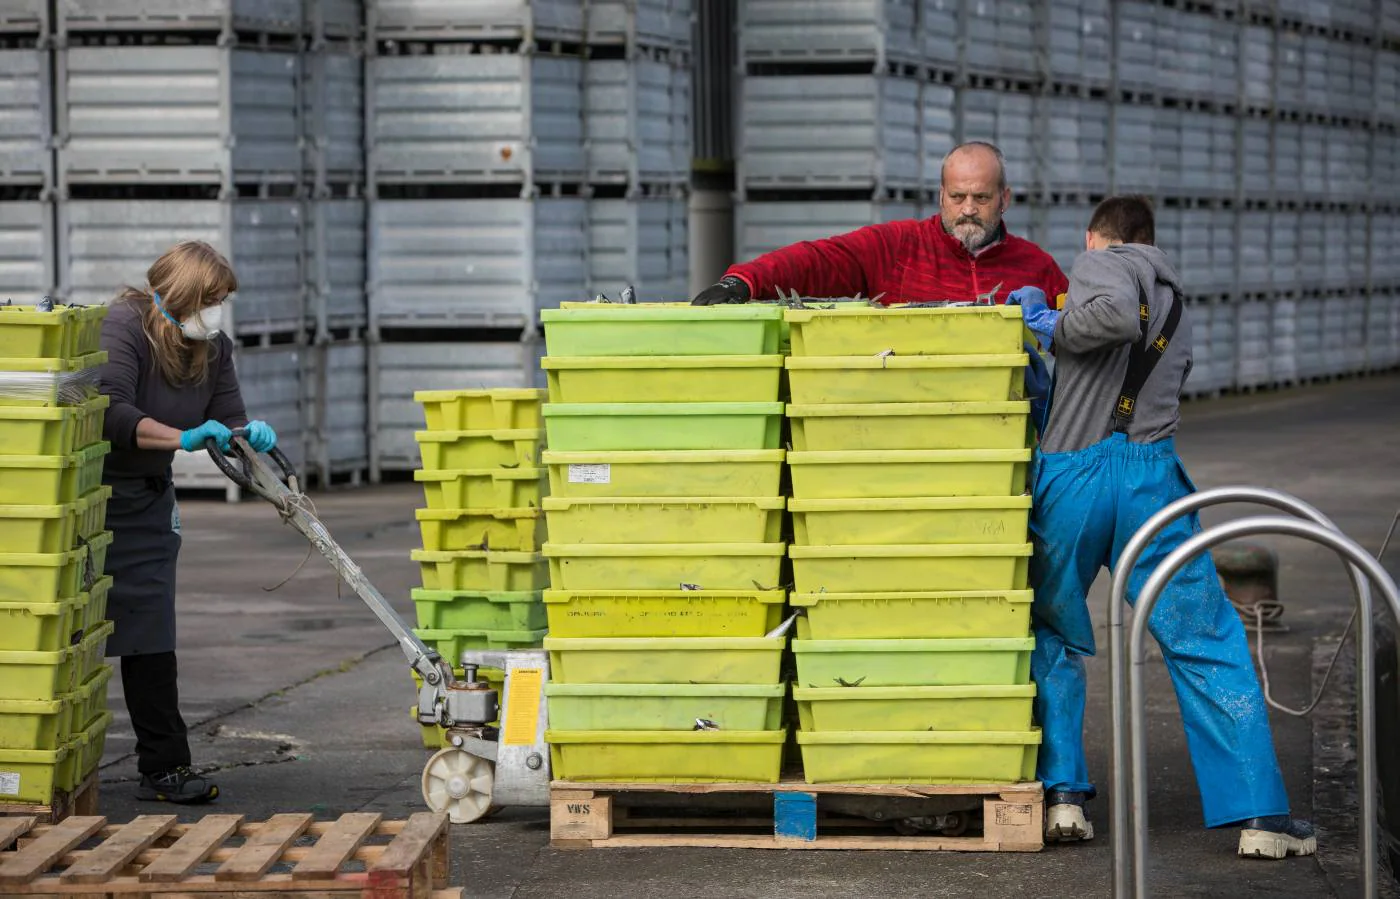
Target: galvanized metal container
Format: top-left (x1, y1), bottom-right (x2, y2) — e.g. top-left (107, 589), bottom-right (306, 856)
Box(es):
top-left (739, 0), bottom-right (919, 64)
top-left (586, 0), bottom-right (692, 49)
top-left (368, 0), bottom-right (584, 42)
top-left (58, 0), bottom-right (303, 34)
top-left (585, 56), bottom-right (690, 184)
top-left (0, 48), bottom-right (52, 187)
top-left (304, 339), bottom-right (368, 482)
top-left (0, 0), bottom-right (47, 34)
top-left (735, 200), bottom-right (918, 263)
top-left (0, 200), bottom-right (56, 300)
top-left (587, 194), bottom-right (690, 301)
top-left (303, 48), bottom-right (364, 183)
top-left (306, 198), bottom-right (366, 334)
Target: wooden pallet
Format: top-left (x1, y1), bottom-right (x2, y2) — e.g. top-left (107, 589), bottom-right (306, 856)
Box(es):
top-left (0, 774), bottom-right (98, 825)
top-left (0, 810), bottom-right (461, 897)
top-left (551, 779), bottom-right (1044, 852)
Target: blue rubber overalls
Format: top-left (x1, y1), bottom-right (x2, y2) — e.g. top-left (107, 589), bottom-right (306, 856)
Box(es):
top-left (1027, 284), bottom-right (1290, 828)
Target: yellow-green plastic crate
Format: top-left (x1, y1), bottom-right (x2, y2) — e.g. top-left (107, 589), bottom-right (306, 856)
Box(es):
top-left (792, 637), bottom-right (1035, 687)
top-left (544, 542), bottom-right (787, 591)
top-left (0, 743), bottom-right (73, 801)
top-left (0, 641), bottom-right (80, 701)
top-left (73, 709), bottom-right (112, 781)
top-left (794, 684), bottom-right (1036, 732)
top-left (787, 449), bottom-right (1030, 499)
top-left (0, 353), bottom-right (106, 408)
top-left (412, 666), bottom-right (503, 748)
top-left (0, 696), bottom-right (69, 750)
top-left (77, 486), bottom-right (111, 542)
top-left (797, 729), bottom-right (1041, 784)
top-left (0, 443), bottom-right (109, 505)
top-left (546, 729), bottom-right (785, 783)
top-left (785, 353), bottom-right (1026, 404)
top-left (542, 589), bottom-right (787, 638)
top-left (0, 304), bottom-right (106, 359)
top-left (75, 576), bottom-right (112, 637)
top-left (415, 468), bottom-right (547, 511)
top-left (543, 403), bottom-right (784, 452)
top-left (787, 402), bottom-right (1030, 452)
top-left (792, 590), bottom-right (1033, 640)
top-left (414, 388), bottom-right (547, 430)
top-left (0, 500), bottom-right (84, 554)
top-left (415, 507), bottom-right (547, 552)
top-left (542, 356), bottom-right (784, 404)
top-left (415, 429), bottom-right (544, 471)
top-left (68, 664), bottom-right (111, 734)
top-left (789, 496), bottom-right (1032, 546)
top-left (0, 530), bottom-right (113, 602)
top-left (545, 636), bottom-right (786, 684)
top-left (414, 627), bottom-right (547, 664)
top-left (0, 597), bottom-right (80, 652)
top-left (790, 542), bottom-right (1031, 594)
top-left (411, 549), bottom-right (549, 592)
top-left (0, 395), bottom-right (109, 456)
top-left (542, 496), bottom-right (785, 544)
top-left (543, 450), bottom-right (785, 499)
top-left (541, 306), bottom-right (784, 357)
top-left (546, 683), bottom-right (786, 731)
top-left (785, 305), bottom-right (1024, 356)
top-left (71, 621), bottom-right (111, 682)
top-left (412, 588), bottom-right (547, 632)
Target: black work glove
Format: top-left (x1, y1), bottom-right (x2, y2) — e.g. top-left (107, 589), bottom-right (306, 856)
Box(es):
top-left (691, 275), bottom-right (751, 306)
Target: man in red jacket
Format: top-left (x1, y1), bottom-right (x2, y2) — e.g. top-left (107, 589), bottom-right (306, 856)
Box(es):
top-left (692, 141), bottom-right (1068, 306)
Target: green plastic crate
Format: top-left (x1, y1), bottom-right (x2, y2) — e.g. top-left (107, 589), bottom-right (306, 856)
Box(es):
top-left (415, 507), bottom-right (547, 552)
top-left (411, 549), bottom-right (549, 592)
top-left (797, 729), bottom-right (1041, 784)
top-left (75, 576), bottom-right (113, 637)
top-left (789, 496), bottom-right (1032, 546)
top-left (542, 496), bottom-right (785, 545)
top-left (0, 442), bottom-right (111, 506)
top-left (543, 355), bottom-right (784, 404)
top-left (415, 429), bottom-right (544, 471)
top-left (0, 395), bottom-right (109, 457)
top-left (545, 636), bottom-right (786, 684)
top-left (541, 306), bottom-right (784, 357)
top-left (71, 621), bottom-right (111, 683)
top-left (73, 709), bottom-right (112, 781)
top-left (0, 500), bottom-right (85, 555)
top-left (0, 642), bottom-right (80, 701)
top-left (543, 589), bottom-right (787, 638)
top-left (414, 628), bottom-right (547, 665)
top-left (789, 543), bottom-right (1032, 594)
top-left (545, 683), bottom-right (786, 731)
top-left (0, 696), bottom-right (69, 750)
top-left (0, 305), bottom-right (106, 360)
top-left (0, 743), bottom-right (73, 802)
top-left (415, 468), bottom-right (547, 511)
top-left (787, 402), bottom-right (1031, 452)
top-left (543, 403), bottom-right (784, 452)
top-left (794, 684), bottom-right (1037, 732)
top-left (543, 450), bottom-right (785, 499)
top-left (784, 305), bottom-right (1024, 357)
top-left (0, 531), bottom-right (113, 602)
top-left (544, 542), bottom-right (787, 592)
top-left (785, 353), bottom-right (1026, 404)
top-left (411, 588), bottom-right (547, 632)
top-left (792, 637), bottom-right (1035, 687)
top-left (0, 352), bottom-right (107, 408)
top-left (787, 449), bottom-right (1030, 499)
top-left (414, 388), bottom-right (546, 430)
top-left (546, 729), bottom-right (786, 783)
top-left (67, 664), bottom-right (111, 735)
top-left (791, 590), bottom-right (1033, 640)
top-left (0, 597), bottom-right (81, 652)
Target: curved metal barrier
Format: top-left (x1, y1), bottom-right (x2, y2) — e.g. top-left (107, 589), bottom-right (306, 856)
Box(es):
top-left (1119, 513), bottom-right (1400, 897)
top-left (1105, 486), bottom-right (1378, 896)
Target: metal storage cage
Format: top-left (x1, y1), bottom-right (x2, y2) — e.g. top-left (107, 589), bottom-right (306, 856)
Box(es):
top-left (585, 0), bottom-right (693, 50)
top-left (0, 47), bottom-right (53, 187)
top-left (919, 82), bottom-right (955, 189)
top-left (306, 197), bottom-right (367, 335)
top-left (962, 0), bottom-right (1035, 80)
top-left (234, 342), bottom-right (306, 471)
top-left (1271, 296), bottom-right (1299, 386)
top-left (735, 199), bottom-right (918, 262)
top-left (1367, 292), bottom-right (1400, 370)
top-left (1040, 96), bottom-right (1110, 195)
top-left (0, 1), bottom-right (47, 34)
top-left (367, 0), bottom-right (585, 43)
top-left (366, 49), bottom-right (585, 187)
top-left (1234, 298), bottom-right (1273, 390)
top-left (0, 200), bottom-right (56, 300)
top-left (918, 0), bottom-right (958, 70)
top-left (585, 54), bottom-right (689, 185)
top-left (739, 0), bottom-right (919, 65)
top-left (57, 0), bottom-right (304, 35)
top-left (739, 74), bottom-right (921, 192)
top-left (57, 198), bottom-right (306, 336)
top-left (367, 197), bottom-right (588, 330)
top-left (304, 338), bottom-right (368, 484)
top-left (56, 46), bottom-right (302, 190)
top-left (304, 48), bottom-right (365, 184)
top-left (959, 89), bottom-right (1033, 190)
top-left (308, 0), bottom-right (363, 39)
top-left (587, 193), bottom-right (689, 301)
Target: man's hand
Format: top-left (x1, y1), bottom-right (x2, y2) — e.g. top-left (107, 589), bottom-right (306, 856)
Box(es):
top-left (1007, 286), bottom-right (1058, 348)
top-left (691, 275), bottom-right (751, 306)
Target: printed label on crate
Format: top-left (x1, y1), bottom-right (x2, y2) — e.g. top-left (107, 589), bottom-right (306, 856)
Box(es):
top-left (502, 668), bottom-right (544, 746)
top-left (0, 772), bottom-right (18, 796)
top-left (567, 464), bottom-right (610, 484)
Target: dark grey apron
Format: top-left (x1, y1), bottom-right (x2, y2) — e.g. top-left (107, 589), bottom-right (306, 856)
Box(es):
top-left (103, 475), bottom-right (181, 657)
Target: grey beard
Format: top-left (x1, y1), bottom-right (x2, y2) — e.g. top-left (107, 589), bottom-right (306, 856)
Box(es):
top-left (948, 222), bottom-right (995, 253)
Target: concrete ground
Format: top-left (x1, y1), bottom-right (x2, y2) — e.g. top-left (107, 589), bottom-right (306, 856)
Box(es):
top-left (94, 373), bottom-right (1400, 898)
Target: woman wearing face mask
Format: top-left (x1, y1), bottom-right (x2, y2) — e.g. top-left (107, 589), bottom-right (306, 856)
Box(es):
top-left (97, 240), bottom-right (278, 804)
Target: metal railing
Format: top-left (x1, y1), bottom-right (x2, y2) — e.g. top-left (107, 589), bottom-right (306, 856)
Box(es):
top-left (1106, 487), bottom-right (1400, 897)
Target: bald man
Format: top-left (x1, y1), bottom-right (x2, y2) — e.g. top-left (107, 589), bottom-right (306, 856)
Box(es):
top-left (692, 141), bottom-right (1068, 306)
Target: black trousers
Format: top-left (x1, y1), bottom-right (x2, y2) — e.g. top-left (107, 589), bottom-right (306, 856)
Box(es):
top-left (121, 652), bottom-right (190, 775)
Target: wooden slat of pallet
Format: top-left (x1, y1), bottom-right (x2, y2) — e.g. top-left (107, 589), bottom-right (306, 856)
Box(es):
top-left (368, 812), bottom-right (449, 896)
top-left (214, 812), bottom-right (313, 883)
top-left (0, 816), bottom-right (106, 885)
top-left (59, 815), bottom-right (177, 885)
top-left (291, 812), bottom-right (382, 881)
top-left (0, 817), bottom-right (36, 852)
top-left (139, 814), bottom-right (244, 883)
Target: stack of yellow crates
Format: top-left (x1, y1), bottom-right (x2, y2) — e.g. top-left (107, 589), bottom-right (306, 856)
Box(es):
top-left (782, 304), bottom-right (1041, 784)
top-left (537, 305), bottom-right (790, 783)
top-left (409, 389), bottom-right (551, 746)
top-left (0, 303), bottom-right (114, 805)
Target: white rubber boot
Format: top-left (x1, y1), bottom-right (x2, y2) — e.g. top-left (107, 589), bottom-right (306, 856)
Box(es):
top-left (1238, 823), bottom-right (1317, 860)
top-left (1045, 802), bottom-right (1095, 843)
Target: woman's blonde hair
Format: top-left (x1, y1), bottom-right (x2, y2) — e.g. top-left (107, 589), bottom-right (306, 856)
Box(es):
top-left (115, 240), bottom-right (238, 386)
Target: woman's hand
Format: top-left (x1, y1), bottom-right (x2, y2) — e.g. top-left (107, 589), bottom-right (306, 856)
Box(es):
top-left (243, 420), bottom-right (278, 453)
top-left (178, 420), bottom-right (233, 453)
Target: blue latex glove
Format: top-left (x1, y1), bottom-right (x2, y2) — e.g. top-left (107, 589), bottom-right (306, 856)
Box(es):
top-left (180, 419), bottom-right (232, 453)
top-left (1023, 341), bottom-right (1052, 438)
top-left (242, 420), bottom-right (278, 453)
top-left (1006, 286), bottom-right (1059, 348)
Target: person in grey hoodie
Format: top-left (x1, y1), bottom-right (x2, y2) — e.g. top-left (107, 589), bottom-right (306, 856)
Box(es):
top-left (1006, 196), bottom-right (1315, 859)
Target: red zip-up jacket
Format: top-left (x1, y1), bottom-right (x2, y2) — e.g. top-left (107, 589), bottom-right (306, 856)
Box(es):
top-left (727, 215), bottom-right (1069, 306)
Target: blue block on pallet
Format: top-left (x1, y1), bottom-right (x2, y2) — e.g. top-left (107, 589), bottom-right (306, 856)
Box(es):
top-left (774, 792), bottom-right (817, 842)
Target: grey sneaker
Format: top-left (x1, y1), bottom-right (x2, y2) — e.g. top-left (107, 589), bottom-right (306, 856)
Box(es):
top-left (1238, 815), bottom-right (1316, 859)
top-left (136, 766), bottom-right (219, 804)
top-left (1045, 789), bottom-right (1094, 842)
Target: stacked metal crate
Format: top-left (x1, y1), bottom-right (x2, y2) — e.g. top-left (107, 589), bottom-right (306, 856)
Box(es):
top-left (0, 304), bottom-right (114, 808)
top-left (782, 305), bottom-right (1038, 785)
top-left (366, 1), bottom-right (693, 478)
top-left (537, 304), bottom-right (790, 784)
top-left (0, 1), bottom-right (56, 304)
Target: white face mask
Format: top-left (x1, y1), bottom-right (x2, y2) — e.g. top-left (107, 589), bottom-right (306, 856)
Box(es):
top-left (179, 304), bottom-right (224, 341)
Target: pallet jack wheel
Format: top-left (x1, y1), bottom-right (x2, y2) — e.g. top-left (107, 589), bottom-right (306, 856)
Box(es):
top-left (422, 747), bottom-right (494, 824)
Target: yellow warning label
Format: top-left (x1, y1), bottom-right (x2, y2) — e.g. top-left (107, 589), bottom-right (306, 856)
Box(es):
top-left (502, 668), bottom-right (544, 746)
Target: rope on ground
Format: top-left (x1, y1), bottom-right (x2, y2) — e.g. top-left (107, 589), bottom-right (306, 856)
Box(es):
top-left (1253, 508), bottom-right (1400, 718)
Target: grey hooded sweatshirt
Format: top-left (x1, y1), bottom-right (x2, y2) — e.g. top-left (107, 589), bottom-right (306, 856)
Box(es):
top-left (1038, 243), bottom-right (1193, 455)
